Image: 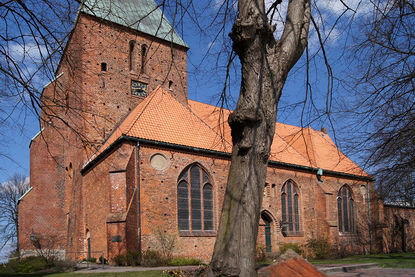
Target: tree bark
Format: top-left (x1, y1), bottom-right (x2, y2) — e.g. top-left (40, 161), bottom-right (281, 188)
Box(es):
top-left (208, 0), bottom-right (310, 276)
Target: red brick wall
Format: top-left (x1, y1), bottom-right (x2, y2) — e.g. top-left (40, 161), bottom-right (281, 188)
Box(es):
top-left (20, 10), bottom-right (189, 260)
top-left (65, 14), bottom-right (188, 149)
top-left (19, 125), bottom-right (67, 252)
top-left (81, 142), bottom-right (136, 259)
top-left (69, 138), bottom-right (377, 262)
top-left (382, 205), bottom-right (415, 252)
top-left (136, 144), bottom-right (374, 261)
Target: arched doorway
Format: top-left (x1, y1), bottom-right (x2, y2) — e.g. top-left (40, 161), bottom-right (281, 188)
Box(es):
top-left (261, 213), bottom-right (272, 253)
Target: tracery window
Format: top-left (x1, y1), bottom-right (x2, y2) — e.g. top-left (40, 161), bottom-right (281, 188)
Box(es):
top-left (177, 163), bottom-right (214, 232)
top-left (337, 185), bottom-right (355, 233)
top-left (281, 180), bottom-right (301, 234)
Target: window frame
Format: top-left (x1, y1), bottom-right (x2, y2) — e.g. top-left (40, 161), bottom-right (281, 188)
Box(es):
top-left (177, 163), bottom-right (215, 236)
top-left (281, 180), bottom-right (303, 236)
top-left (337, 185), bottom-right (355, 234)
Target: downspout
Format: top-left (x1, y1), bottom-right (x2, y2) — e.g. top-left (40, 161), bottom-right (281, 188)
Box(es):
top-left (136, 142), bottom-right (141, 252)
top-left (367, 181), bottom-right (372, 253)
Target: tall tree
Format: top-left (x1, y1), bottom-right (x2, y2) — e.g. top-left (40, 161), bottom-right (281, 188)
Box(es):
top-left (342, 0), bottom-right (415, 204)
top-left (0, 174), bottom-right (29, 255)
top-left (209, 0), bottom-right (310, 275)
top-left (2, 0), bottom-right (313, 274)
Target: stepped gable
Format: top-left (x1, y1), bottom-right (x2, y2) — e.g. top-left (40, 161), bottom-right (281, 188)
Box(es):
top-left (81, 0), bottom-right (188, 47)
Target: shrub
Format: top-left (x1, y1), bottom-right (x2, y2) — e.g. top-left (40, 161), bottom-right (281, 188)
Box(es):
top-left (154, 228), bottom-right (177, 261)
top-left (87, 257), bottom-right (97, 263)
top-left (279, 243), bottom-right (303, 255)
top-left (6, 256), bottom-right (49, 273)
top-left (255, 246), bottom-right (267, 262)
top-left (52, 260), bottom-right (76, 272)
top-left (141, 250), bottom-right (167, 267)
top-left (305, 237), bottom-right (332, 259)
top-left (126, 250), bottom-right (141, 266)
top-left (99, 256), bottom-right (107, 264)
top-left (168, 257), bottom-right (203, 266)
top-left (113, 254), bottom-right (127, 266)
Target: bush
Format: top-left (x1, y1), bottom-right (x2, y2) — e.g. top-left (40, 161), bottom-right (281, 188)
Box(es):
top-left (5, 256), bottom-right (49, 273)
top-left (141, 250), bottom-right (167, 267)
top-left (99, 255), bottom-right (108, 264)
top-left (87, 257), bottom-right (97, 263)
top-left (113, 254), bottom-right (127, 266)
top-left (305, 237), bottom-right (332, 259)
top-left (154, 229), bottom-right (177, 261)
top-left (279, 243), bottom-right (303, 255)
top-left (52, 260), bottom-right (76, 272)
top-left (256, 246), bottom-right (267, 262)
top-left (168, 257), bottom-right (203, 266)
top-left (126, 250), bottom-right (141, 266)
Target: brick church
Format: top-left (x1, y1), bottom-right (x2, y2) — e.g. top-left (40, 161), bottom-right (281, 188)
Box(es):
top-left (18, 0), bottom-right (415, 262)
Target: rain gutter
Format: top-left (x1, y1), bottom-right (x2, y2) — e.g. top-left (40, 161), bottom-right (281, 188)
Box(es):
top-left (81, 135), bottom-right (374, 183)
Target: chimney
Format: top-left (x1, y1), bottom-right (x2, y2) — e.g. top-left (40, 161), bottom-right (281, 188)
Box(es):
top-left (321, 127), bottom-right (327, 134)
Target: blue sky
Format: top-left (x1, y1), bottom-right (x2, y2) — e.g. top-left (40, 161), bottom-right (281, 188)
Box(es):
top-left (0, 0), bottom-right (381, 262)
top-left (0, 0), bottom-right (370, 183)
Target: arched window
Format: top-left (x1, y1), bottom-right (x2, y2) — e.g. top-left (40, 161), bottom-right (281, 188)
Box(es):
top-left (337, 185), bottom-right (354, 233)
top-left (129, 41), bottom-right (135, 71)
top-left (141, 44), bottom-right (147, 73)
top-left (177, 163), bottom-right (214, 232)
top-left (281, 180), bottom-right (301, 234)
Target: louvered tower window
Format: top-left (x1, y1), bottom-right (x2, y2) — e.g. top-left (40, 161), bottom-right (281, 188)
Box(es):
top-left (337, 185), bottom-right (355, 233)
top-left (281, 180), bottom-right (301, 234)
top-left (177, 163), bottom-right (214, 232)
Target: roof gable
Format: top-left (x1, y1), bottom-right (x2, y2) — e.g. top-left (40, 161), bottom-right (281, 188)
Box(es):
top-left (86, 87), bottom-right (231, 165)
top-left (81, 0), bottom-right (188, 48)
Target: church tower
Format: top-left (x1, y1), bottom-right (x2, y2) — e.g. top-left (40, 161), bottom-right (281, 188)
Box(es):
top-left (19, 0), bottom-right (188, 259)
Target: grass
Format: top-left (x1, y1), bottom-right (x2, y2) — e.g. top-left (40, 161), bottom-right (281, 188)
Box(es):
top-left (0, 271), bottom-right (166, 277)
top-left (310, 252), bottom-right (415, 268)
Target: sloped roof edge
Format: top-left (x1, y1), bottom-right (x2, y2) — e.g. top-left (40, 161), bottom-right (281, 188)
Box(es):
top-left (81, 135), bottom-right (374, 182)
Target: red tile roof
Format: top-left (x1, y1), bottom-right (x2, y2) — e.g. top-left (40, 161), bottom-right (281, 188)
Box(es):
top-left (85, 86), bottom-right (369, 177)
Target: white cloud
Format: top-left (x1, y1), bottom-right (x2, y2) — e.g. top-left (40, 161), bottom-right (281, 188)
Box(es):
top-left (8, 42), bottom-right (47, 64)
top-left (265, 0), bottom-right (372, 50)
top-left (317, 0), bottom-right (374, 16)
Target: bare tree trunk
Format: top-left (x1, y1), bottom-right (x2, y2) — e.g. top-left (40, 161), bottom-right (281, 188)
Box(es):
top-left (208, 0), bottom-right (310, 276)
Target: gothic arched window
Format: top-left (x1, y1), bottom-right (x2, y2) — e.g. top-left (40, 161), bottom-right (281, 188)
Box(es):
top-left (177, 163), bottom-right (214, 232)
top-left (281, 180), bottom-right (301, 234)
top-left (337, 185), bottom-right (354, 233)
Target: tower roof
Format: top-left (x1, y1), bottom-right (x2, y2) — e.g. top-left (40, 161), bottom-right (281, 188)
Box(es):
top-left (81, 0), bottom-right (188, 48)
